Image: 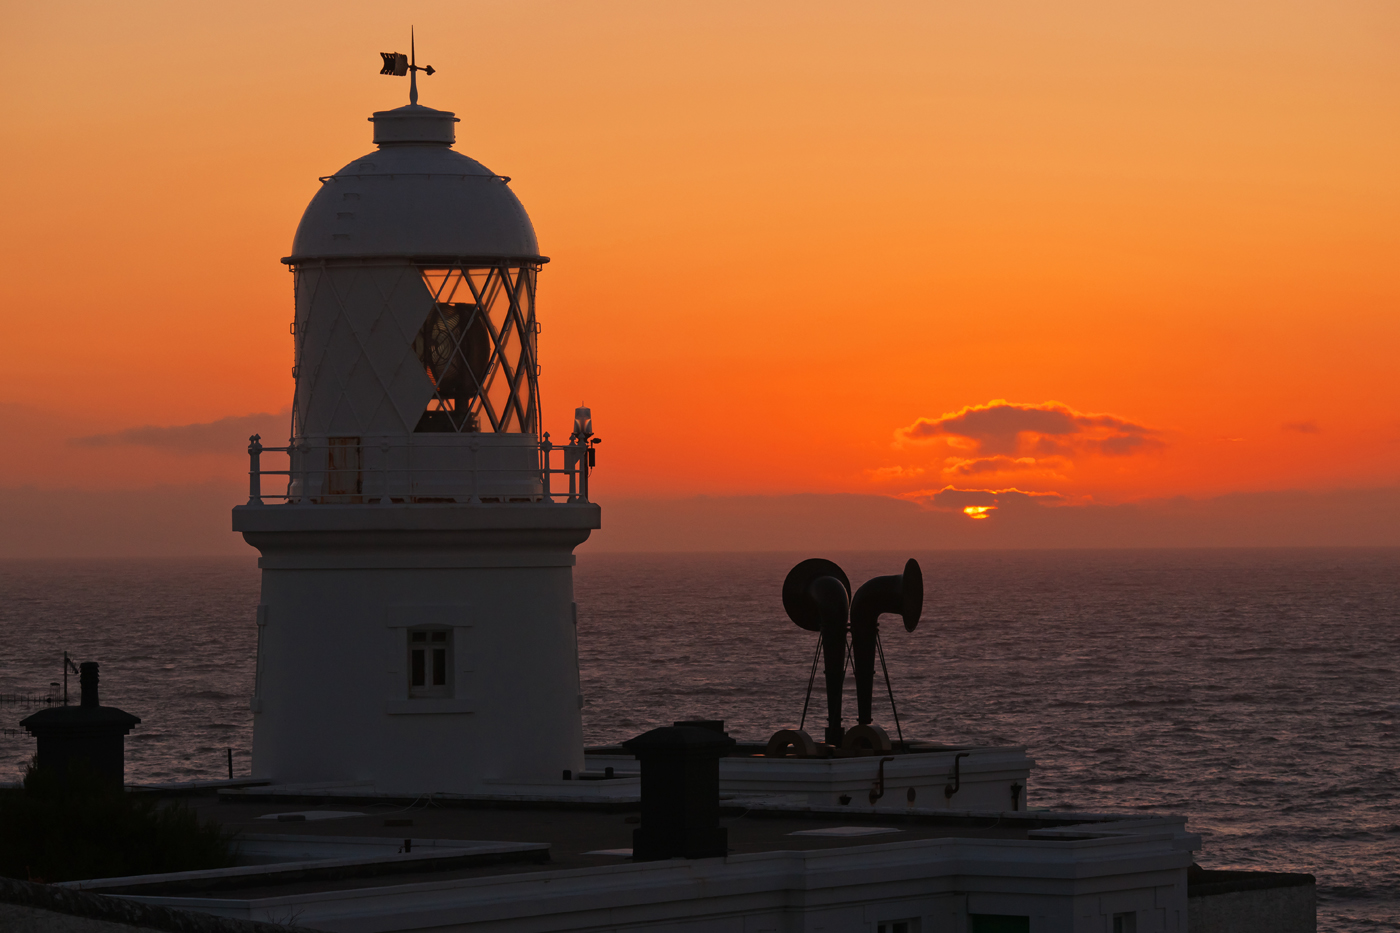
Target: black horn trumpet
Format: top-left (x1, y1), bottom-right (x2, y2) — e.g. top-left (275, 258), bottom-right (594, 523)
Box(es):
top-left (783, 557), bottom-right (924, 748)
top-left (782, 558), bottom-right (851, 746)
top-left (849, 559), bottom-right (923, 728)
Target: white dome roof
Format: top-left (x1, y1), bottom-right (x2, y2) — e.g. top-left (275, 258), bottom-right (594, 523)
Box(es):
top-left (286, 104), bottom-right (542, 264)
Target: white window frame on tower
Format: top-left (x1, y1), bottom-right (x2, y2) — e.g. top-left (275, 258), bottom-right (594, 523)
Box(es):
top-left (407, 627), bottom-right (452, 698)
top-left (384, 606), bottom-right (475, 715)
top-left (876, 921), bottom-right (919, 933)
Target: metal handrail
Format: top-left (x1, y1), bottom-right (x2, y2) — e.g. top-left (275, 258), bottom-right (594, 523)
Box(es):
top-left (317, 172), bottom-right (512, 184)
top-left (245, 433), bottom-right (597, 506)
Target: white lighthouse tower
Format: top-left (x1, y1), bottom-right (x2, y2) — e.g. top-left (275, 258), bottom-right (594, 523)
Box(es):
top-left (233, 51), bottom-right (600, 794)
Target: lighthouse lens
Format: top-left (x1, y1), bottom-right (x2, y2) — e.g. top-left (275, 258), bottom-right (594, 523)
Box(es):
top-left (414, 265), bottom-right (539, 434)
top-left (414, 302), bottom-right (491, 432)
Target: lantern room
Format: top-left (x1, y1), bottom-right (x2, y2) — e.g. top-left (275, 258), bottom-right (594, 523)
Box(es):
top-left (279, 101), bottom-right (549, 501)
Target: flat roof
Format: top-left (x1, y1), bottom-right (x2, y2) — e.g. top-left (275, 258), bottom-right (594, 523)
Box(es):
top-left (113, 795), bottom-right (1136, 900)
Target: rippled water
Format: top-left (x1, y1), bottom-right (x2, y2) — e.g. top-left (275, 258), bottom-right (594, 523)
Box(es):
top-left (2, 549), bottom-right (1397, 930)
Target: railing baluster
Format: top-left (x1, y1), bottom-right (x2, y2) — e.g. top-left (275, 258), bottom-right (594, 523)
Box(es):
top-left (470, 440), bottom-right (479, 503)
top-left (379, 439), bottom-right (391, 505)
top-left (541, 433), bottom-right (552, 503)
top-left (247, 435), bottom-right (264, 505)
top-left (580, 443), bottom-right (589, 503)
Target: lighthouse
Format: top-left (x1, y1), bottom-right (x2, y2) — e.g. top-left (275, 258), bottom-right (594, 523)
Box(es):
top-left (232, 52), bottom-right (600, 794)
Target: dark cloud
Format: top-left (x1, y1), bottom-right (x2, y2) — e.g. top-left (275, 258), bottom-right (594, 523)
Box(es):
top-left (926, 487), bottom-right (1000, 509)
top-left (994, 489), bottom-right (1069, 508)
top-left (866, 465), bottom-right (926, 482)
top-left (897, 399), bottom-right (1161, 459)
top-left (1282, 420), bottom-right (1321, 434)
top-left (71, 410), bottom-right (289, 454)
top-left (913, 486), bottom-right (1068, 513)
top-left (6, 485), bottom-right (1400, 557)
top-left (946, 456), bottom-right (1044, 476)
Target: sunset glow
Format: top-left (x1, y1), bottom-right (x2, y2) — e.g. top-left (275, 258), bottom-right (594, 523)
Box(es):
top-left (1, 0), bottom-right (1397, 552)
top-left (962, 507), bottom-right (995, 521)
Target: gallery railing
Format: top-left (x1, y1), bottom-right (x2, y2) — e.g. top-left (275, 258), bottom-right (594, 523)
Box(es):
top-left (244, 433), bottom-right (597, 505)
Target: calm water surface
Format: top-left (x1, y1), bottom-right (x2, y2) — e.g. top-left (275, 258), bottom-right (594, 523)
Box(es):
top-left (1, 548), bottom-right (1396, 930)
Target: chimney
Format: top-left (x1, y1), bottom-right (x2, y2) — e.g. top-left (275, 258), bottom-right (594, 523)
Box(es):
top-left (622, 725), bottom-right (735, 861)
top-left (80, 661), bottom-right (100, 708)
top-left (20, 662), bottom-right (141, 788)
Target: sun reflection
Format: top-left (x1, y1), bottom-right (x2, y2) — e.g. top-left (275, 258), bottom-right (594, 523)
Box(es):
top-left (963, 506), bottom-right (996, 519)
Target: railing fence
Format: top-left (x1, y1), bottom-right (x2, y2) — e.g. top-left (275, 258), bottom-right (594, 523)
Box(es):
top-left (246, 432), bottom-right (598, 505)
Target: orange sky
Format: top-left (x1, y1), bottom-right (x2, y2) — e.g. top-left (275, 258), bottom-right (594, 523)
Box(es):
top-left (2, 0), bottom-right (1397, 518)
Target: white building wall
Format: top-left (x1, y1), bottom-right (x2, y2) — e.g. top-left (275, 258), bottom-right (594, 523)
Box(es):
top-left (237, 503), bottom-right (598, 793)
top-left (121, 833), bottom-right (1192, 933)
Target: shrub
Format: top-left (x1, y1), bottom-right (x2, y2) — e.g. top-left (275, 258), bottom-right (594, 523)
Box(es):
top-left (0, 760), bottom-right (235, 883)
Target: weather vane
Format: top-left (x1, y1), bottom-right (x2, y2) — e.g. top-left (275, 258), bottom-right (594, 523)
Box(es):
top-left (380, 28), bottom-right (435, 106)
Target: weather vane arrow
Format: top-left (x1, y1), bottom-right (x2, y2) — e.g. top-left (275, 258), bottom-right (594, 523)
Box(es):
top-left (379, 27), bottom-right (435, 105)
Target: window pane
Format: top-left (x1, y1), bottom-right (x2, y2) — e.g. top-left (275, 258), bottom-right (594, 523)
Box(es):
top-left (411, 632), bottom-right (427, 642)
top-left (430, 631), bottom-right (447, 642)
top-left (411, 648), bottom-right (425, 687)
top-left (432, 648), bottom-right (447, 686)
top-left (970, 917), bottom-right (1029, 933)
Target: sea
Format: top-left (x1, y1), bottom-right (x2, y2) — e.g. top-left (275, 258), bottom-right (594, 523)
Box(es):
top-left (1, 548), bottom-right (1396, 930)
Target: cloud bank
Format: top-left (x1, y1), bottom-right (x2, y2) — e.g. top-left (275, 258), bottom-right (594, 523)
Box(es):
top-left (909, 486), bottom-right (1069, 513)
top-left (5, 485), bottom-right (1399, 558)
top-left (580, 488), bottom-right (1400, 552)
top-left (897, 400), bottom-right (1161, 458)
top-left (71, 411), bottom-right (290, 455)
top-left (877, 399), bottom-right (1165, 490)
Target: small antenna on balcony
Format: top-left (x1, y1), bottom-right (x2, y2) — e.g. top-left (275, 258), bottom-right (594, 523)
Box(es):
top-left (379, 27), bottom-right (435, 106)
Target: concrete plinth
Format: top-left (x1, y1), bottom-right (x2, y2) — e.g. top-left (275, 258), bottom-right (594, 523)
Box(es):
top-left (719, 745), bottom-right (1034, 810)
top-left (590, 744), bottom-right (1034, 811)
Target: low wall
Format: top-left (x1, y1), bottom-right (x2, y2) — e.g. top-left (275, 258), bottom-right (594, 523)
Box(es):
top-left (0, 876), bottom-right (317, 933)
top-left (1187, 869), bottom-right (1316, 933)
